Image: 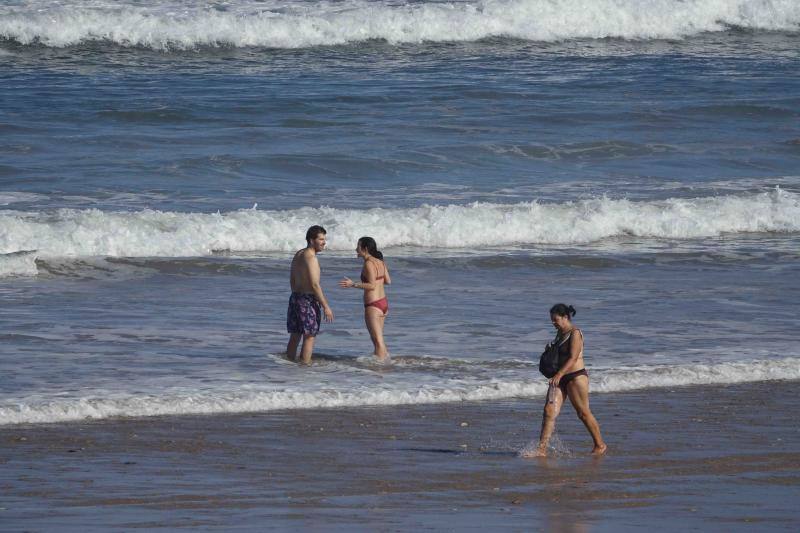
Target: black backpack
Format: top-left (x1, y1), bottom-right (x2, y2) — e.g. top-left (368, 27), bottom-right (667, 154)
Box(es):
top-left (539, 332), bottom-right (572, 378)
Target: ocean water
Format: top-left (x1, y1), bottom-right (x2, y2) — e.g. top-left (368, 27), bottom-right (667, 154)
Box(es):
top-left (1, 0), bottom-right (799, 425)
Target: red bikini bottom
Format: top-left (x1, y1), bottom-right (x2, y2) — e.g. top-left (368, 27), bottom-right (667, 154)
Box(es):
top-left (365, 297), bottom-right (388, 315)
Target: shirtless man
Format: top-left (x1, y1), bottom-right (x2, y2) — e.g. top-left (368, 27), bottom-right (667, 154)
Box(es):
top-left (286, 225), bottom-right (334, 365)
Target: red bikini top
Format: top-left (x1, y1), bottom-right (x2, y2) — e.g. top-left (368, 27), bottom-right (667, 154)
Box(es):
top-left (361, 260), bottom-right (385, 283)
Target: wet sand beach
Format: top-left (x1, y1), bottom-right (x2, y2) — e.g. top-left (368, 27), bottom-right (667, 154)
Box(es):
top-left (2, 380), bottom-right (799, 531)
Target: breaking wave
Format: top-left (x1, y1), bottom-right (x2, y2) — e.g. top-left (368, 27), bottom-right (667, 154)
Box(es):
top-left (0, 250), bottom-right (38, 277)
top-left (1, 0), bottom-right (798, 50)
top-left (0, 189), bottom-right (797, 259)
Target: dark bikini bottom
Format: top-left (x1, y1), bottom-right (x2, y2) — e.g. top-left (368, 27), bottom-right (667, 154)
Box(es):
top-left (559, 368), bottom-right (588, 389)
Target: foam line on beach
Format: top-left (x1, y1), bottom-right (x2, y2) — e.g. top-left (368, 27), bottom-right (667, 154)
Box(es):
top-left (0, 189), bottom-right (797, 260)
top-left (1, 0), bottom-right (798, 50)
top-left (2, 356), bottom-right (798, 425)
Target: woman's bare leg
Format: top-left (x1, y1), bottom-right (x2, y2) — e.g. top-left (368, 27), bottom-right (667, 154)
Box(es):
top-left (521, 385), bottom-right (565, 457)
top-left (565, 376), bottom-right (607, 454)
top-left (364, 307), bottom-right (388, 359)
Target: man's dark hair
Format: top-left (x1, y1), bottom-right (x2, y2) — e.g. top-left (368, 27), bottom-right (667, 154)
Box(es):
top-left (305, 225), bottom-right (327, 244)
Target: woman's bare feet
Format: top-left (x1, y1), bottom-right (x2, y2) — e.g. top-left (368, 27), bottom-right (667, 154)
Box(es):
top-left (519, 446), bottom-right (547, 458)
top-left (590, 443), bottom-right (608, 455)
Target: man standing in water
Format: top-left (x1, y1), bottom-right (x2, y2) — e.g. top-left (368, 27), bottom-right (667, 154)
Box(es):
top-left (286, 225), bottom-right (334, 365)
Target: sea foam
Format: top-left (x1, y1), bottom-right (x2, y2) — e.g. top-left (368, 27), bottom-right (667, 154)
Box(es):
top-left (1, 0), bottom-right (798, 50)
top-left (0, 251), bottom-right (38, 277)
top-left (1, 356), bottom-right (798, 425)
top-left (0, 189), bottom-right (797, 259)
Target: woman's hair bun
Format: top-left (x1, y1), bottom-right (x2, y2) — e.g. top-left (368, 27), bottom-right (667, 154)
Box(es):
top-left (549, 303), bottom-right (576, 318)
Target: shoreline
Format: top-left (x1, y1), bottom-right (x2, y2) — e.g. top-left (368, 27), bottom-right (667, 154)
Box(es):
top-left (5, 366), bottom-right (800, 427)
top-left (0, 369), bottom-right (800, 430)
top-left (2, 380), bottom-right (799, 530)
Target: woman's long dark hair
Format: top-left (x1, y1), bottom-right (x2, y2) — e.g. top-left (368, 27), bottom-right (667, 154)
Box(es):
top-left (358, 236), bottom-right (384, 261)
top-left (550, 303), bottom-right (576, 318)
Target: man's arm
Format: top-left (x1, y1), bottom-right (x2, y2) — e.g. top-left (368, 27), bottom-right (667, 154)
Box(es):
top-left (307, 252), bottom-right (334, 322)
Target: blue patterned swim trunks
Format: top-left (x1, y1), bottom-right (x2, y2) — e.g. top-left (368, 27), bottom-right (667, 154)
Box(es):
top-left (287, 292), bottom-right (321, 336)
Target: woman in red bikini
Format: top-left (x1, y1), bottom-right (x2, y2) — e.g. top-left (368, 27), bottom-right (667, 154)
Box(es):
top-left (522, 304), bottom-right (607, 457)
top-left (339, 236), bottom-right (391, 360)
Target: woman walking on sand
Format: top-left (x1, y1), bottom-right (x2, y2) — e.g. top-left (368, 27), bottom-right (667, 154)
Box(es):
top-left (339, 237), bottom-right (391, 360)
top-left (522, 304), bottom-right (607, 457)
